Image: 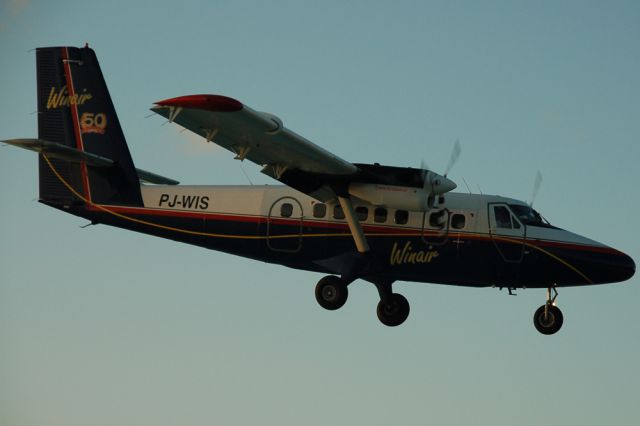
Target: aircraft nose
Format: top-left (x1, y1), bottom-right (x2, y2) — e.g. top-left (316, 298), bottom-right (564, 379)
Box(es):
top-left (620, 252), bottom-right (635, 282)
top-left (602, 250), bottom-right (636, 283)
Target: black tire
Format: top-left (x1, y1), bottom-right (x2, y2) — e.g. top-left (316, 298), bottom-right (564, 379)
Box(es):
top-left (376, 293), bottom-right (410, 327)
top-left (315, 276), bottom-right (348, 310)
top-left (533, 304), bottom-right (564, 335)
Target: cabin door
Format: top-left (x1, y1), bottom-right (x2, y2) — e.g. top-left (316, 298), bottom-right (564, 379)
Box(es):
top-left (266, 196), bottom-right (303, 252)
top-left (488, 203), bottom-right (526, 263)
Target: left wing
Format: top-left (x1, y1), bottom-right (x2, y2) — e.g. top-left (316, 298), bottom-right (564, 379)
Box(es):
top-left (151, 95), bottom-right (357, 199)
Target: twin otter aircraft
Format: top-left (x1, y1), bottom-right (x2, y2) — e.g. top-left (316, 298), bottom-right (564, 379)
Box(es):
top-left (5, 46), bottom-right (635, 334)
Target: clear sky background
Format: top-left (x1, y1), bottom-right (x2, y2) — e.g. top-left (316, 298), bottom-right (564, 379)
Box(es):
top-left (1, 1), bottom-right (639, 425)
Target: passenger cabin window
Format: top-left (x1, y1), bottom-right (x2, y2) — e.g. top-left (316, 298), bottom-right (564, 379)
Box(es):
top-left (451, 214), bottom-right (465, 230)
top-left (313, 203), bottom-right (326, 218)
top-left (356, 206), bottom-right (368, 221)
top-left (395, 210), bottom-right (409, 225)
top-left (280, 203), bottom-right (293, 218)
top-left (374, 207), bottom-right (387, 223)
top-left (333, 205), bottom-right (345, 220)
top-left (429, 211), bottom-right (446, 229)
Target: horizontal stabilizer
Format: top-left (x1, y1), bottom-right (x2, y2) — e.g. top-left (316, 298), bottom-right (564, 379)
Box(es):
top-left (4, 138), bottom-right (179, 185)
top-left (4, 138), bottom-right (113, 166)
top-left (136, 168), bottom-right (179, 185)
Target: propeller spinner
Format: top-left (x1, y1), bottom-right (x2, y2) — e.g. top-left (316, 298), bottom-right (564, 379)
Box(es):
top-left (419, 140), bottom-right (461, 204)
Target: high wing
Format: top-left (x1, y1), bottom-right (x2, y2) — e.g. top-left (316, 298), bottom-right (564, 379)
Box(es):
top-left (151, 94), bottom-right (358, 200)
top-left (151, 94), bottom-right (456, 204)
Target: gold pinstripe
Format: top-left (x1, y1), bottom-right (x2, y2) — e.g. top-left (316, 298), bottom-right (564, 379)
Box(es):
top-left (43, 154), bottom-right (594, 283)
top-left (492, 235), bottom-right (593, 284)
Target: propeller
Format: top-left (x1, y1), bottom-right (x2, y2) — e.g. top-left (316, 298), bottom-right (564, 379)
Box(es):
top-left (444, 139), bottom-right (461, 177)
top-left (529, 170), bottom-right (543, 207)
top-left (419, 159), bottom-right (437, 209)
top-left (418, 140), bottom-right (461, 209)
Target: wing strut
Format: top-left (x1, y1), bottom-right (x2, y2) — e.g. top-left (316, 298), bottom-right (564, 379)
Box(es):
top-left (337, 196), bottom-right (370, 253)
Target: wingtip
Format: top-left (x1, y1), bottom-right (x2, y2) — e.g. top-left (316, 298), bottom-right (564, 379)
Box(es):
top-left (154, 94), bottom-right (243, 112)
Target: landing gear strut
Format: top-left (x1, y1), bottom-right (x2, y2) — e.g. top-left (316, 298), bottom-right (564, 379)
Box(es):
top-left (533, 287), bottom-right (564, 335)
top-left (314, 196), bottom-right (410, 326)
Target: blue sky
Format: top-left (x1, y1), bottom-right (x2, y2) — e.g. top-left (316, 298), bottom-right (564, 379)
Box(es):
top-left (1, 1), bottom-right (639, 425)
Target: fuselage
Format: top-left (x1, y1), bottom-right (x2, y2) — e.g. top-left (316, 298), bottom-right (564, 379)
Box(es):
top-left (54, 184), bottom-right (635, 289)
top-left (17, 45), bottom-right (635, 333)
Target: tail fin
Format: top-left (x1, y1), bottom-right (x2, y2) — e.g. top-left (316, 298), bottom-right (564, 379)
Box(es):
top-left (36, 46), bottom-right (143, 206)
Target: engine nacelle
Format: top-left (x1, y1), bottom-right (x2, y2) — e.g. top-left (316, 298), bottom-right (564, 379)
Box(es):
top-left (259, 112), bottom-right (283, 134)
top-left (349, 183), bottom-right (433, 212)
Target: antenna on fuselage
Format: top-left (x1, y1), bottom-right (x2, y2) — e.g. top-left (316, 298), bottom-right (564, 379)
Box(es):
top-left (239, 162), bottom-right (254, 185)
top-left (462, 177), bottom-right (472, 194)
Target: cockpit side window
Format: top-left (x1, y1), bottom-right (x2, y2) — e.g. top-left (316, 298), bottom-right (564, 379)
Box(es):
top-left (509, 204), bottom-right (553, 228)
top-left (494, 206), bottom-right (512, 229)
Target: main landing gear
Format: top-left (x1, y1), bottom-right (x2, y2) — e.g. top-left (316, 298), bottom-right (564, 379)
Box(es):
top-left (533, 287), bottom-right (564, 335)
top-left (314, 195), bottom-right (410, 326)
top-left (315, 275), bottom-right (348, 310)
top-left (376, 293), bottom-right (410, 327)
top-left (315, 276), bottom-right (410, 327)
top-left (373, 280), bottom-right (409, 327)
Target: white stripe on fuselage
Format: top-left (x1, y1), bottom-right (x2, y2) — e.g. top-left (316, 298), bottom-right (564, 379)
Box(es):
top-left (139, 185), bottom-right (607, 249)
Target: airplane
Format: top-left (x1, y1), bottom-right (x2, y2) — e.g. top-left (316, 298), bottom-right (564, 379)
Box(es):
top-left (4, 45), bottom-right (635, 335)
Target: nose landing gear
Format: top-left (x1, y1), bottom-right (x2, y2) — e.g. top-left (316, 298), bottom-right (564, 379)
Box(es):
top-left (533, 287), bottom-right (564, 335)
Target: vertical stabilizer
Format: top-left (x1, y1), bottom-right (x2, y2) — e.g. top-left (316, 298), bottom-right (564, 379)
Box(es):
top-left (36, 46), bottom-right (142, 206)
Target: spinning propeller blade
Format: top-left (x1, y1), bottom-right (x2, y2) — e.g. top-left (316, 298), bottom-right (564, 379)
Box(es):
top-left (529, 170), bottom-right (543, 207)
top-left (417, 141), bottom-right (460, 207)
top-left (445, 140), bottom-right (461, 177)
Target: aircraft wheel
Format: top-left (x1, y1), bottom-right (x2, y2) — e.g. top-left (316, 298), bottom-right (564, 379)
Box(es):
top-left (315, 275), bottom-right (348, 310)
top-left (376, 293), bottom-right (410, 327)
top-left (533, 304), bottom-right (564, 335)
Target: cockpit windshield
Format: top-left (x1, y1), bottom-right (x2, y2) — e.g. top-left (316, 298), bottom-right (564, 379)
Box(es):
top-left (508, 204), bottom-right (553, 228)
